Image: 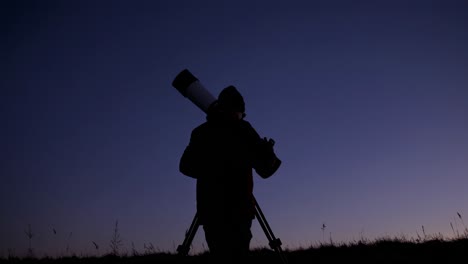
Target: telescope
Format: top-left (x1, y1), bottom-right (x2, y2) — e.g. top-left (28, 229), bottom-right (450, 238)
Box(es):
top-left (172, 69), bottom-right (281, 178)
top-left (172, 69), bottom-right (217, 114)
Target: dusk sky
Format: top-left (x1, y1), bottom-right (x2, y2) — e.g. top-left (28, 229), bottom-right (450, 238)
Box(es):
top-left (2, 0), bottom-right (468, 258)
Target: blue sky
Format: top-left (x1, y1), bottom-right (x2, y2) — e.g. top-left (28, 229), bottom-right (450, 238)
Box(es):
top-left (2, 0), bottom-right (468, 257)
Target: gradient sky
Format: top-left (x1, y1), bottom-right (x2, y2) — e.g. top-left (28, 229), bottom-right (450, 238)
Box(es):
top-left (2, 0), bottom-right (468, 258)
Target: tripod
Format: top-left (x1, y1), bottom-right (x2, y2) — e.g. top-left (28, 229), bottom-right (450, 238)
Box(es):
top-left (177, 196), bottom-right (288, 264)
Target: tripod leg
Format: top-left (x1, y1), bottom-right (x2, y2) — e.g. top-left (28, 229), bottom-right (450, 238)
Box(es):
top-left (177, 212), bottom-right (200, 256)
top-left (254, 196), bottom-right (289, 264)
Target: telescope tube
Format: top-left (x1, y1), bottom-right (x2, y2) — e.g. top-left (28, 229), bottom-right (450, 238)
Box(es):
top-left (172, 69), bottom-right (216, 113)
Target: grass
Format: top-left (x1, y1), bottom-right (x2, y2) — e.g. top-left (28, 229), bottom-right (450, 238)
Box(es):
top-left (2, 214), bottom-right (468, 264)
top-left (3, 236), bottom-right (468, 264)
top-left (2, 237), bottom-right (468, 264)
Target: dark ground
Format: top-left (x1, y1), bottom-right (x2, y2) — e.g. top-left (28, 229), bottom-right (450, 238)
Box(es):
top-left (2, 238), bottom-right (467, 264)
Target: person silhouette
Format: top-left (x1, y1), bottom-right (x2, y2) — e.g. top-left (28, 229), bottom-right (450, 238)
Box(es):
top-left (179, 85), bottom-right (281, 263)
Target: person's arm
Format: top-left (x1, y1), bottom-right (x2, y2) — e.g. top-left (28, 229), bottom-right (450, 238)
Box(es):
top-left (253, 137), bottom-right (282, 179)
top-left (179, 130), bottom-right (202, 179)
top-left (243, 121), bottom-right (282, 178)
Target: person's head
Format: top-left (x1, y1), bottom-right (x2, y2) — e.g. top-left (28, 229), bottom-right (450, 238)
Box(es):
top-left (217, 85), bottom-right (245, 120)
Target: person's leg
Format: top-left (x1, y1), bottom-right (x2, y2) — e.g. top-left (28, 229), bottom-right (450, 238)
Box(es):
top-left (203, 220), bottom-right (252, 264)
top-left (203, 223), bottom-right (229, 263)
top-left (230, 219), bottom-right (252, 263)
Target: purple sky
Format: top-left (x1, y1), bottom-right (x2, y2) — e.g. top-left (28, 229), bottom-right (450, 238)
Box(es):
top-left (2, 0), bottom-right (468, 258)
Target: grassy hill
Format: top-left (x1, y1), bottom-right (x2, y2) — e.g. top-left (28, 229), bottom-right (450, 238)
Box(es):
top-left (3, 237), bottom-right (467, 264)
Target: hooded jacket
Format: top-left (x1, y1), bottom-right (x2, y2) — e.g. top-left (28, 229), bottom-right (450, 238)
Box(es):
top-left (179, 113), bottom-right (280, 225)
